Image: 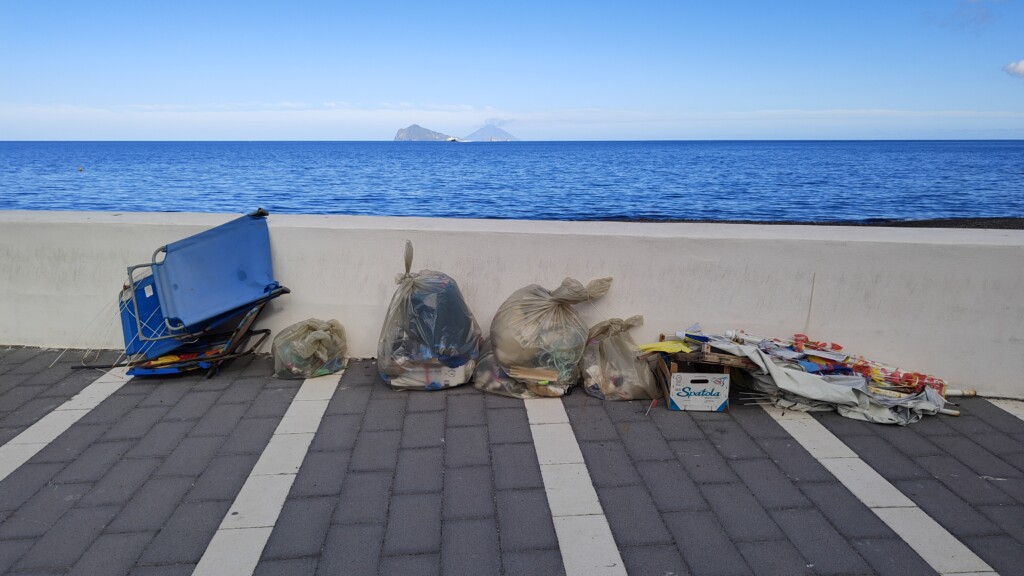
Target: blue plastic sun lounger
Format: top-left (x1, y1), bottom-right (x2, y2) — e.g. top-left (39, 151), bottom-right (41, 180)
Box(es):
top-left (118, 209), bottom-right (289, 376)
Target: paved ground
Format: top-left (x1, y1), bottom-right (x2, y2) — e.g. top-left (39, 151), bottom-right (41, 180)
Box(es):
top-left (1, 346), bottom-right (1023, 575)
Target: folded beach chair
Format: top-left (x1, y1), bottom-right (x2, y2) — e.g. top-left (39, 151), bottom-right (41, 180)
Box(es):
top-left (118, 209), bottom-right (289, 376)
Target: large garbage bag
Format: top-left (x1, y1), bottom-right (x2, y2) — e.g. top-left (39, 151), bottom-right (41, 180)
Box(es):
top-left (490, 277), bottom-right (612, 396)
top-left (471, 340), bottom-right (546, 399)
top-left (273, 318), bottom-right (347, 379)
top-left (377, 241), bottom-right (481, 390)
top-left (580, 315), bottom-right (660, 401)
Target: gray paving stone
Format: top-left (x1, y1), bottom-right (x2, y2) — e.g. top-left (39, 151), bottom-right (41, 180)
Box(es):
top-left (309, 414), bottom-right (361, 452)
top-left (671, 439), bottom-right (739, 484)
top-left (101, 406), bottom-right (170, 441)
top-left (496, 489), bottom-right (558, 550)
top-left (604, 399), bottom-right (650, 422)
top-left (965, 535), bottom-right (1024, 576)
top-left (928, 434), bottom-right (1023, 478)
top-left (402, 411), bottom-right (446, 449)
top-left (895, 478), bottom-right (1003, 537)
top-left (77, 393), bottom-right (144, 425)
top-left (290, 450), bottom-right (350, 497)
top-left (138, 382), bottom-right (194, 409)
top-left (254, 557), bottom-right (318, 576)
top-left (565, 405), bottom-right (620, 442)
top-left (407, 390), bottom-right (447, 412)
top-left (162, 390), bottom-right (220, 421)
top-left (911, 414), bottom-right (960, 436)
top-left (730, 404), bottom-right (792, 439)
top-left (483, 393), bottom-right (523, 409)
top-left (261, 496), bottom-right (335, 559)
top-left (185, 454), bottom-right (258, 501)
top-left (137, 500), bottom-right (231, 564)
top-left (0, 462), bottom-right (65, 510)
top-left (843, 435), bottom-right (933, 480)
top-left (1, 395), bottom-right (64, 427)
top-left (316, 522), bottom-right (384, 576)
top-left (963, 399), bottom-right (1024, 434)
top-left (812, 411), bottom-right (876, 437)
top-left (379, 553), bottom-right (440, 576)
top-left (394, 448), bottom-right (443, 493)
top-left (52, 440), bottom-right (134, 484)
top-left (69, 531), bottom-right (153, 576)
top-left (325, 384), bottom-right (371, 415)
top-left (619, 544), bottom-right (689, 576)
top-left (37, 373), bottom-right (94, 399)
top-left (127, 420), bottom-right (195, 458)
top-left (769, 508), bottom-right (871, 575)
top-left (755, 437), bottom-right (835, 483)
top-left (350, 430), bottom-right (402, 471)
top-left (492, 443), bottom-right (544, 490)
top-left (383, 492), bottom-right (442, 555)
top-left (799, 482), bottom-right (896, 539)
top-left (0, 482), bottom-right (91, 538)
top-left (663, 510), bottom-right (752, 576)
top-left (14, 504), bottom-right (119, 571)
top-left (444, 426), bottom-right (490, 468)
top-left (486, 408), bottom-right (533, 444)
top-left (970, 432), bottom-right (1024, 459)
top-left (943, 414), bottom-right (1003, 437)
top-left (979, 503), bottom-right (1024, 542)
top-left (108, 476), bottom-right (195, 533)
top-left (914, 454), bottom-right (1016, 505)
top-left (0, 383), bottom-right (41, 412)
top-left (363, 397), bottom-right (407, 431)
top-left (579, 441), bottom-right (642, 487)
top-left (446, 394), bottom-right (486, 428)
top-left (215, 376), bottom-right (266, 404)
top-left (188, 402), bottom-right (248, 437)
top-left (218, 417), bottom-right (279, 455)
top-left (245, 387), bottom-right (299, 418)
top-left (501, 548), bottom-right (565, 576)
top-left (0, 426), bottom-right (20, 444)
top-left (598, 485), bottom-right (674, 546)
top-left (332, 471), bottom-right (392, 524)
top-left (441, 517), bottom-right (501, 576)
top-left (0, 538), bottom-right (35, 575)
top-left (697, 419), bottom-right (767, 460)
top-left (636, 459), bottom-right (709, 512)
top-left (737, 539), bottom-right (814, 576)
top-left (701, 482), bottom-right (783, 542)
top-left (155, 435), bottom-right (225, 477)
top-left (871, 424), bottom-right (944, 457)
top-left (616, 420), bottom-right (676, 461)
top-left (32, 423), bottom-right (110, 463)
top-left (730, 458), bottom-right (811, 509)
top-left (79, 457), bottom-right (161, 507)
top-left (850, 538), bottom-right (938, 576)
top-left (443, 465), bottom-right (495, 519)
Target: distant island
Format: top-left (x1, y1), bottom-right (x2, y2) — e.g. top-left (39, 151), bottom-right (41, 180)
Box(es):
top-left (394, 123), bottom-right (519, 142)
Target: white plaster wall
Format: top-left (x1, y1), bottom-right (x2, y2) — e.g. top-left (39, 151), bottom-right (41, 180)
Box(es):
top-left (2, 210), bottom-right (1022, 398)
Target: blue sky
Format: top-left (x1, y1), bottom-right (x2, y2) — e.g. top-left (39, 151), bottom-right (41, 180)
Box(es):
top-left (1, 0), bottom-right (1022, 140)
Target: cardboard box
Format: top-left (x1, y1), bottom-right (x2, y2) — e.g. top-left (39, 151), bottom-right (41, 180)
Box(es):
top-left (665, 372), bottom-right (729, 412)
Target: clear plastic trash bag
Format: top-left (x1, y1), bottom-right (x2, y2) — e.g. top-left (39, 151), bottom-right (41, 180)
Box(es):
top-left (273, 318), bottom-right (348, 379)
top-left (490, 277), bottom-right (612, 395)
top-left (377, 241), bottom-right (481, 390)
top-left (472, 340), bottom-right (549, 399)
top-left (580, 315), bottom-right (660, 400)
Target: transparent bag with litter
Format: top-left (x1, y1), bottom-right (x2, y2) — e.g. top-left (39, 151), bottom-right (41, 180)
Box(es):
top-left (471, 340), bottom-right (545, 399)
top-left (580, 315), bottom-right (660, 400)
top-left (273, 318), bottom-right (348, 379)
top-left (489, 277), bottom-right (612, 396)
top-left (377, 241), bottom-right (481, 390)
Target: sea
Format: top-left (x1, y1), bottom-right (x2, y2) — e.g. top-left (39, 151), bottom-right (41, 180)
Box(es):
top-left (1, 140), bottom-right (1022, 222)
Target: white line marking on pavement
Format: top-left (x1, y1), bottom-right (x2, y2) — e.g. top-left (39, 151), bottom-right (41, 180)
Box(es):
top-left (762, 405), bottom-right (997, 575)
top-left (193, 372), bottom-right (341, 576)
top-left (523, 398), bottom-right (627, 576)
top-left (988, 399), bottom-right (1024, 422)
top-left (0, 367), bottom-right (130, 482)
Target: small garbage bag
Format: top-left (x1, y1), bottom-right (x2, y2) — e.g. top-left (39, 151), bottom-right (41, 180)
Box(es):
top-left (490, 277), bottom-right (612, 396)
top-left (377, 241), bottom-right (481, 390)
top-left (580, 315), bottom-right (661, 401)
top-left (472, 340), bottom-right (547, 399)
top-left (273, 318), bottom-right (347, 379)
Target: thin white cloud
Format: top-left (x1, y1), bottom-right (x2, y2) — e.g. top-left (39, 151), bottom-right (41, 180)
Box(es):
top-left (1005, 59), bottom-right (1024, 78)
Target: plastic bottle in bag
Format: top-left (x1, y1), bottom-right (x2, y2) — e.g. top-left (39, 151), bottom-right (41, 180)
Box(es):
top-left (377, 241), bottom-right (481, 390)
top-left (489, 277), bottom-right (611, 396)
top-left (273, 318), bottom-right (348, 379)
top-left (580, 315), bottom-right (661, 400)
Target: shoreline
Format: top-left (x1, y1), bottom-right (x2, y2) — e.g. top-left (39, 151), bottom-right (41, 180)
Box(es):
top-left (615, 217), bottom-right (1024, 230)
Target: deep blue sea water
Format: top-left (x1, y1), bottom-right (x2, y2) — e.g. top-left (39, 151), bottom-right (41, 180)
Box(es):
top-left (1, 141), bottom-right (1021, 222)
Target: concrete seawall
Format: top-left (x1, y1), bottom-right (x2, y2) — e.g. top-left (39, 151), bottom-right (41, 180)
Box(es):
top-left (2, 210), bottom-right (1022, 398)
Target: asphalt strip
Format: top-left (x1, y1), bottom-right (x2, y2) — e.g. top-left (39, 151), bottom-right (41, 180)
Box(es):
top-left (762, 405), bottom-right (997, 575)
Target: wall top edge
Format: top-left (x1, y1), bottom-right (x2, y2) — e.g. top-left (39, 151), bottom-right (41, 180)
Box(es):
top-left (2, 209), bottom-right (1022, 246)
